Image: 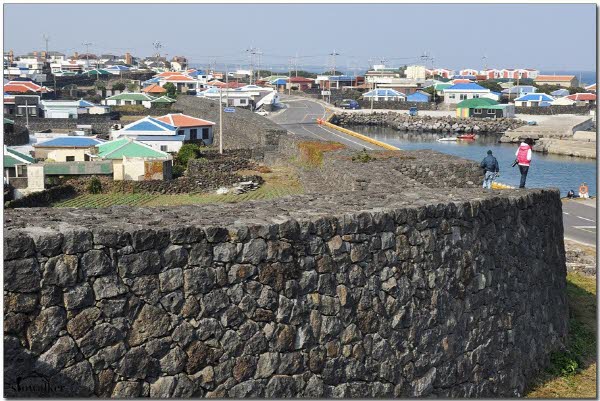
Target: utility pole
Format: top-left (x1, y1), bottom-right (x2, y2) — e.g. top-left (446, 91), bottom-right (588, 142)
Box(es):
top-left (288, 58), bottom-right (292, 95)
top-left (82, 42), bottom-right (93, 69)
top-left (330, 50), bottom-right (339, 77)
top-left (219, 87), bottom-right (223, 154)
top-left (246, 47), bottom-right (259, 85)
top-left (152, 41), bottom-right (163, 68)
top-left (43, 34), bottom-right (49, 59)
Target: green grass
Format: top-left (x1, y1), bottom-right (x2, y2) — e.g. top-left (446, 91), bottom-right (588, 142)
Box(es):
top-left (526, 272), bottom-right (597, 398)
top-left (52, 166), bottom-right (303, 208)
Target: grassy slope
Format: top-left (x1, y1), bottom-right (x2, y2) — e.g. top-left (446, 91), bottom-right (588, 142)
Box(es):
top-left (526, 272), bottom-right (597, 398)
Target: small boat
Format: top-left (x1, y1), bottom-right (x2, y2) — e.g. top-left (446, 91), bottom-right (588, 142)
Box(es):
top-left (457, 134), bottom-right (476, 140)
top-left (437, 137), bottom-right (458, 142)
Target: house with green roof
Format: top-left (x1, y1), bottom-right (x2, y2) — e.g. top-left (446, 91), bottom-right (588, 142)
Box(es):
top-left (456, 97), bottom-right (515, 119)
top-left (94, 138), bottom-right (172, 181)
top-left (4, 145), bottom-right (35, 184)
top-left (103, 92), bottom-right (160, 109)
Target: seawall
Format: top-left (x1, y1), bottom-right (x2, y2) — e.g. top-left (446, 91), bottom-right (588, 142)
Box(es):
top-left (4, 185), bottom-right (568, 397)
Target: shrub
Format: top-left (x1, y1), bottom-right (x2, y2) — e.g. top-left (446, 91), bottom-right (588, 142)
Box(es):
top-left (176, 143), bottom-right (204, 167)
top-left (87, 176), bottom-right (102, 194)
top-left (352, 148), bottom-right (375, 163)
top-left (112, 82), bottom-right (126, 91)
top-left (297, 141), bottom-right (346, 167)
top-left (172, 164), bottom-right (185, 178)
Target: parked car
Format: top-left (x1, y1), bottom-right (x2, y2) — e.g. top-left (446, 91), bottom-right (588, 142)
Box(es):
top-left (255, 110), bottom-right (269, 116)
top-left (338, 99), bottom-right (360, 110)
top-left (409, 107), bottom-right (418, 116)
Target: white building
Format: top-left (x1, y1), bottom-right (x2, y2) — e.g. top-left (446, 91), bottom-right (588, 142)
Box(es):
top-left (443, 83), bottom-right (493, 104)
top-left (405, 65), bottom-right (427, 80)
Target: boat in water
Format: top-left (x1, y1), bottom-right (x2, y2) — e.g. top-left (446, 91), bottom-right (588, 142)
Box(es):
top-left (457, 134), bottom-right (476, 140)
top-left (437, 137), bottom-right (458, 142)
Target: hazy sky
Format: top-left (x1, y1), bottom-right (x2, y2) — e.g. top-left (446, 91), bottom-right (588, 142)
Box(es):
top-left (4, 3), bottom-right (597, 71)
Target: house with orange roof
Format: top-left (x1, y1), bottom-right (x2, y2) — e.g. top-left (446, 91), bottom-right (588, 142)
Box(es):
top-left (155, 113), bottom-right (215, 144)
top-left (141, 83), bottom-right (167, 95)
top-left (534, 75), bottom-right (578, 88)
top-left (585, 83), bottom-right (596, 93)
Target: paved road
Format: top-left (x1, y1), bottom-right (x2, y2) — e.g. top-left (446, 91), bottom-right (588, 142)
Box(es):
top-left (269, 95), bottom-right (384, 150)
top-left (562, 199), bottom-right (596, 247)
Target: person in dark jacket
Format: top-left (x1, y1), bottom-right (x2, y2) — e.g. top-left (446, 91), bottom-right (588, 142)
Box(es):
top-left (480, 150), bottom-right (499, 189)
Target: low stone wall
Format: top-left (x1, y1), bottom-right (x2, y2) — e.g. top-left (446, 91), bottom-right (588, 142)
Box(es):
top-left (5, 123), bottom-right (30, 146)
top-left (4, 185), bottom-right (77, 208)
top-left (3, 187), bottom-right (568, 397)
top-left (356, 100), bottom-right (440, 111)
top-left (12, 114), bottom-right (119, 135)
top-left (515, 105), bottom-right (593, 115)
top-left (334, 112), bottom-right (527, 134)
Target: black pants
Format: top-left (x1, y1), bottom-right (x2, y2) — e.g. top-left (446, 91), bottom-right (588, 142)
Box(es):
top-left (519, 165), bottom-right (529, 188)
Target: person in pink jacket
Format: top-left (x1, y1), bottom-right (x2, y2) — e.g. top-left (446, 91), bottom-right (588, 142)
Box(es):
top-left (515, 138), bottom-right (533, 188)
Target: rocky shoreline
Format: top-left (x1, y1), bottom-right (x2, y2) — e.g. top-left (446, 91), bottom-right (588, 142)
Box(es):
top-left (334, 112), bottom-right (527, 134)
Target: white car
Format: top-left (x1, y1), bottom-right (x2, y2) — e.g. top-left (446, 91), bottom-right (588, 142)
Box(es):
top-left (255, 110), bottom-right (269, 116)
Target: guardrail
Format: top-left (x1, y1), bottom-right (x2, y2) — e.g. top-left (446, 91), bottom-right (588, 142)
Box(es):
top-left (316, 118), bottom-right (400, 151)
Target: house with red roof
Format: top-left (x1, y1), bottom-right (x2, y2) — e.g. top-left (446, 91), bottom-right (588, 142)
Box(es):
top-left (155, 113), bottom-right (215, 145)
top-left (141, 83), bottom-right (167, 95)
top-left (565, 93), bottom-right (596, 105)
top-left (4, 80), bottom-right (50, 95)
top-left (459, 69), bottom-right (479, 76)
top-left (287, 77), bottom-right (315, 91)
top-left (480, 69), bottom-right (501, 79)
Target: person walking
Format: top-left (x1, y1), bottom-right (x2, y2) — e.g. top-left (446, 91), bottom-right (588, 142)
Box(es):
top-left (515, 138), bottom-right (533, 188)
top-left (480, 150), bottom-right (499, 189)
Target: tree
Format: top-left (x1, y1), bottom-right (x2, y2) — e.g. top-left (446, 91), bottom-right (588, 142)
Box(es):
top-left (163, 82), bottom-right (177, 99)
top-left (175, 143), bottom-right (203, 167)
top-left (127, 82), bottom-right (138, 92)
top-left (569, 86), bottom-right (589, 94)
top-left (478, 80), bottom-right (503, 93)
top-left (112, 82), bottom-right (126, 91)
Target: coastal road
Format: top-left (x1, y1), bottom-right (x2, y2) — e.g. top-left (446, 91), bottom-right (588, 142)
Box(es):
top-left (562, 199), bottom-right (597, 247)
top-left (269, 95), bottom-right (384, 150)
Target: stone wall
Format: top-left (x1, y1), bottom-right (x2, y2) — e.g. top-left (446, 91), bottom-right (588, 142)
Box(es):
top-left (174, 96), bottom-right (287, 150)
top-left (4, 186), bottom-right (568, 397)
top-left (515, 105), bottom-right (593, 115)
top-left (5, 122), bottom-right (30, 145)
top-left (357, 100), bottom-right (440, 111)
top-left (334, 112), bottom-right (527, 134)
top-left (12, 114), bottom-right (119, 135)
top-left (4, 185), bottom-right (77, 208)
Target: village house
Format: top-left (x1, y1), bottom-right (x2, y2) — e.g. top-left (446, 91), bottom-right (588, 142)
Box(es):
top-left (4, 94), bottom-right (41, 117)
top-left (513, 93), bottom-right (554, 107)
top-left (480, 68), bottom-right (501, 79)
top-left (111, 116), bottom-right (191, 152)
top-left (459, 69), bottom-right (479, 76)
top-left (4, 145), bottom-right (35, 184)
top-left (405, 65), bottom-right (427, 80)
top-left (565, 93), bottom-right (597, 105)
top-left (33, 136), bottom-right (105, 161)
top-left (93, 138), bottom-right (173, 181)
top-left (585, 83), bottom-right (596, 93)
top-left (364, 67), bottom-right (400, 85)
top-left (4, 80), bottom-right (51, 95)
top-left (443, 83), bottom-right (494, 104)
top-left (287, 77), bottom-right (315, 91)
top-left (362, 88), bottom-right (406, 102)
top-left (455, 98), bottom-right (515, 119)
top-left (103, 92), bottom-right (174, 109)
top-left (534, 75), bottom-right (579, 88)
top-left (155, 113), bottom-right (215, 145)
top-left (406, 91), bottom-right (432, 103)
top-left (426, 68), bottom-right (454, 79)
top-left (551, 96), bottom-right (576, 106)
top-left (141, 83), bottom-right (167, 95)
top-left (550, 88), bottom-right (570, 97)
top-left (170, 56), bottom-right (188, 71)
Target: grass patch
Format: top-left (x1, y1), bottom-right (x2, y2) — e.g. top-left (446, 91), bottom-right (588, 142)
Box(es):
top-left (297, 141), bottom-right (345, 167)
top-left (52, 166), bottom-right (302, 208)
top-left (526, 272), bottom-right (596, 398)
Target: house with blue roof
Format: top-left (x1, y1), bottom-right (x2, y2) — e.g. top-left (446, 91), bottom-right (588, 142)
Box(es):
top-left (406, 91), bottom-right (432, 103)
top-left (105, 65), bottom-right (130, 75)
top-left (111, 116), bottom-right (185, 153)
top-left (443, 83), bottom-right (494, 104)
top-left (33, 136), bottom-right (105, 161)
top-left (550, 88), bottom-right (570, 97)
top-left (514, 93), bottom-right (554, 107)
top-left (502, 85), bottom-right (537, 97)
top-left (362, 89), bottom-right (406, 102)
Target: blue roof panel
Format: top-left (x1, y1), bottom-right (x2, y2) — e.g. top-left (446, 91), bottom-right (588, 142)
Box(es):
top-left (515, 93), bottom-right (554, 102)
top-left (445, 83), bottom-right (488, 91)
top-left (132, 135), bottom-right (186, 142)
top-left (36, 137), bottom-right (104, 147)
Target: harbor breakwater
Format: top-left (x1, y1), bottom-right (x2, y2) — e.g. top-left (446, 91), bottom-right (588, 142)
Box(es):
top-left (4, 143), bottom-right (569, 397)
top-left (334, 112), bottom-right (527, 134)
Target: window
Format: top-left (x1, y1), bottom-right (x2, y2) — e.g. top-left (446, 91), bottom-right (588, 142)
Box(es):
top-left (460, 94), bottom-right (467, 100)
top-left (474, 108), bottom-right (482, 114)
top-left (487, 109), bottom-right (496, 115)
top-left (125, 101), bottom-right (131, 105)
top-left (116, 100), bottom-right (121, 105)
top-left (240, 99), bottom-right (247, 105)
top-left (448, 94), bottom-right (455, 99)
top-left (66, 156), bottom-right (75, 162)
top-left (178, 130), bottom-right (185, 136)
top-left (160, 145), bottom-right (168, 152)
top-left (473, 94), bottom-right (480, 98)
top-left (189, 129), bottom-right (197, 140)
top-left (16, 165), bottom-right (27, 177)
top-left (202, 128), bottom-right (209, 140)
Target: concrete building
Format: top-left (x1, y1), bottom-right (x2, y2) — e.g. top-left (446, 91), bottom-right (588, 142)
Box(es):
top-left (405, 65), bottom-right (427, 80)
top-left (33, 136), bottom-right (105, 161)
top-left (443, 83), bottom-right (492, 104)
top-left (362, 88), bottom-right (406, 102)
top-left (513, 93), bottom-right (554, 107)
top-left (534, 75), bottom-right (579, 88)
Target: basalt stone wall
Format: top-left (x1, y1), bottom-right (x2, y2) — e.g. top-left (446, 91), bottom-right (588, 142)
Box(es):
top-left (4, 188), bottom-right (568, 398)
top-left (5, 122), bottom-right (30, 146)
top-left (12, 114), bottom-right (118, 135)
top-left (356, 100), bottom-right (440, 111)
top-left (515, 105), bottom-right (593, 115)
top-left (4, 185), bottom-right (77, 208)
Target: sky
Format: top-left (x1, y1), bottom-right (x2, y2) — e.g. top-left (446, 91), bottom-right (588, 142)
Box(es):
top-left (3, 3), bottom-right (597, 72)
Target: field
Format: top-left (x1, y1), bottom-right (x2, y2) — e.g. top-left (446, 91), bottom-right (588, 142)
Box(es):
top-left (52, 166), bottom-right (302, 208)
top-left (526, 272), bottom-right (597, 398)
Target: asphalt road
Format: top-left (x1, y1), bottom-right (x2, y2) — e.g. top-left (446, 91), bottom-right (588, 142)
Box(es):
top-left (269, 95), bottom-right (383, 150)
top-left (562, 199), bottom-right (597, 247)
